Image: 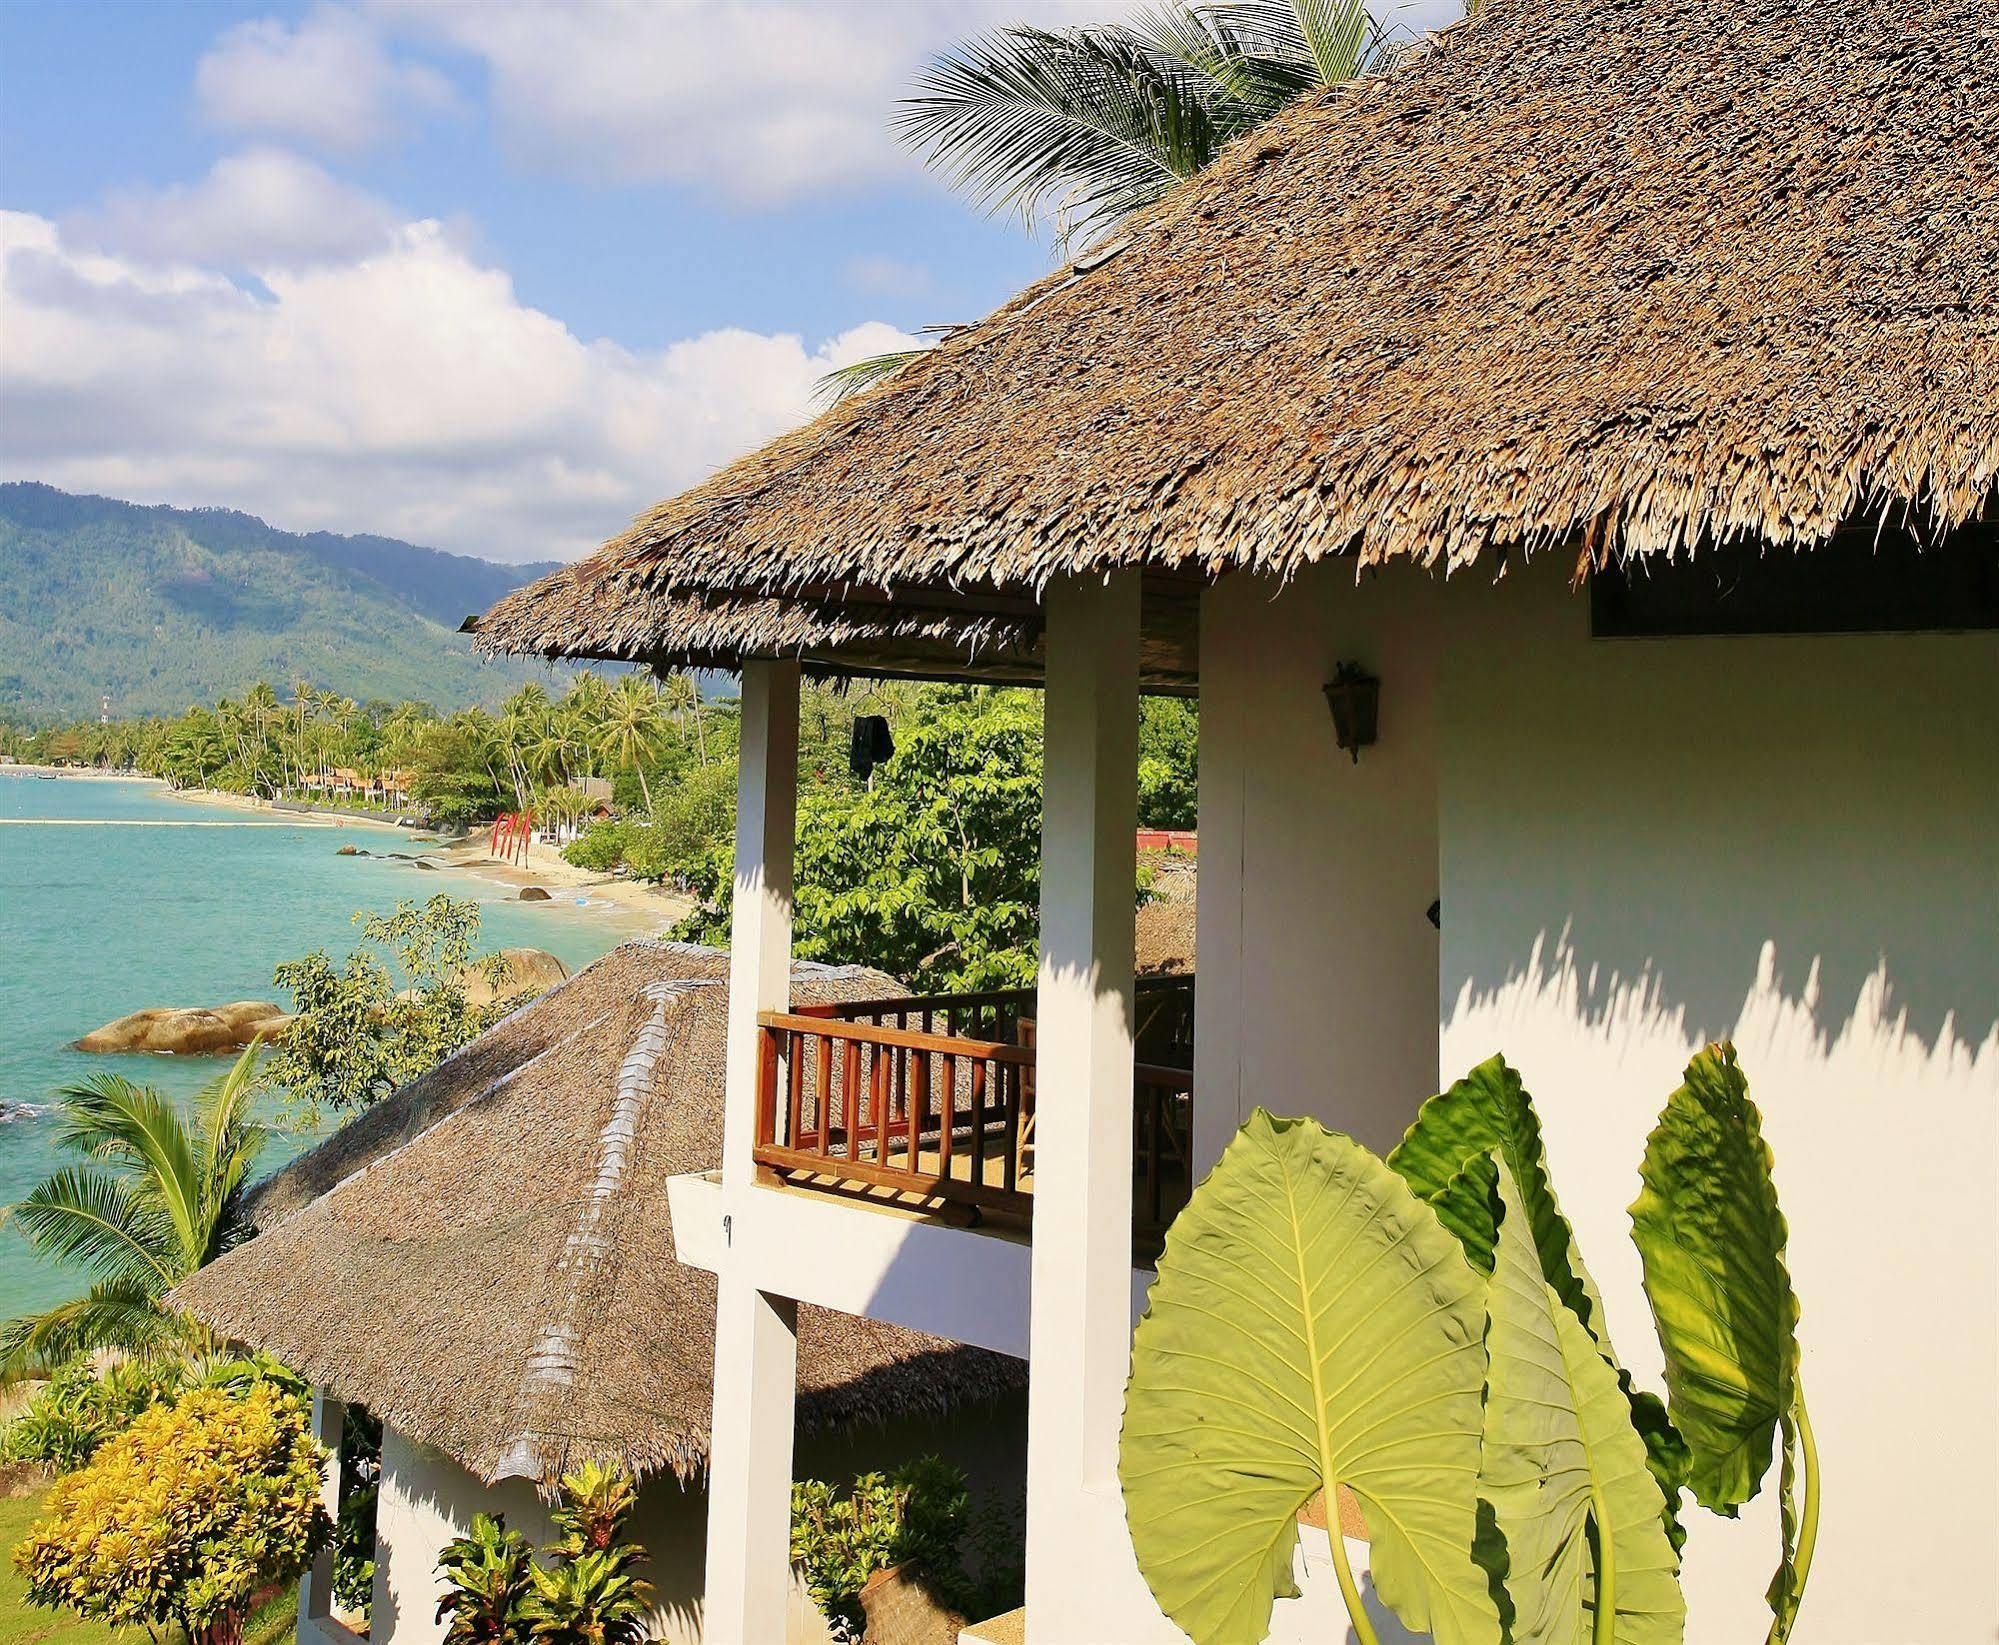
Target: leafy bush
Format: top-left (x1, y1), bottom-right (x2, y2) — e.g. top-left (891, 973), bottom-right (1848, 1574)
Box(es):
top-left (790, 1456), bottom-right (993, 1638)
top-left (0, 1357), bottom-right (184, 1471)
top-left (334, 1405), bottom-right (382, 1623)
top-left (521, 1462), bottom-right (651, 1645)
top-left (562, 818), bottom-right (634, 873)
top-left (12, 1380), bottom-right (333, 1645)
top-left (264, 895), bottom-right (517, 1119)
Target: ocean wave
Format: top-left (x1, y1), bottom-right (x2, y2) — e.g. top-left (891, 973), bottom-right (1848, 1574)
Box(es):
top-left (0, 1099), bottom-right (49, 1124)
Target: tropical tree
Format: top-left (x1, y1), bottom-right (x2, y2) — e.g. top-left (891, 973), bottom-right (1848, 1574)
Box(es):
top-left (0, 1046), bottom-right (269, 1371)
top-left (598, 674), bottom-right (665, 813)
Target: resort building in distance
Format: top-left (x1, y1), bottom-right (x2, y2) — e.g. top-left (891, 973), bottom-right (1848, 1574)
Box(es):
top-left (197, 0), bottom-right (1994, 1639)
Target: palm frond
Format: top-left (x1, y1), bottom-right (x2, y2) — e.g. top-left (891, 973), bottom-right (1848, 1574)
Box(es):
top-left (194, 1044), bottom-right (270, 1245)
top-left (1291, 0), bottom-right (1388, 85)
top-left (51, 1073), bottom-right (205, 1264)
top-left (0, 1277), bottom-right (183, 1376)
top-left (1129, 2), bottom-right (1318, 125)
top-left (895, 24), bottom-right (1226, 243)
top-left (814, 349), bottom-right (930, 405)
top-left (5, 1167), bottom-right (178, 1290)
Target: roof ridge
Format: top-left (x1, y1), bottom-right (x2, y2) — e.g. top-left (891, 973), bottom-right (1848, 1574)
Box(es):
top-left (494, 977), bottom-right (724, 1484)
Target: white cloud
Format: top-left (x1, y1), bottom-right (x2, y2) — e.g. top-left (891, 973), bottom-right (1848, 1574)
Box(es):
top-left (844, 253), bottom-right (932, 301)
top-left (196, 4), bottom-right (457, 155)
top-left (65, 149), bottom-right (403, 271)
top-left (366, 0), bottom-right (1110, 201)
top-left (0, 210), bottom-right (913, 563)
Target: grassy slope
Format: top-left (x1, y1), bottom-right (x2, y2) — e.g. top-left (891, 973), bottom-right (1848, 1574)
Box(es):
top-left (0, 1492), bottom-right (297, 1645)
top-left (0, 484), bottom-right (563, 723)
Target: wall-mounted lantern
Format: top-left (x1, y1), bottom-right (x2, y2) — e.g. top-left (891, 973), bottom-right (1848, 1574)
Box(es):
top-left (1323, 664), bottom-right (1380, 763)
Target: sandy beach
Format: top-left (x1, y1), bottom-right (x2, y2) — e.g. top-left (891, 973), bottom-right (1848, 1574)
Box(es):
top-left (423, 831), bottom-right (697, 932)
top-left (87, 777), bottom-right (696, 935)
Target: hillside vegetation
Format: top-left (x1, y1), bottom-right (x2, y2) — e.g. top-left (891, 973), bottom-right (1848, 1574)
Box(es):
top-left (0, 485), bottom-right (565, 721)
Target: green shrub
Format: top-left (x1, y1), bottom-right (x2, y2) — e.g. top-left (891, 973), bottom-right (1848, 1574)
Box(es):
top-left (562, 819), bottom-right (633, 873)
top-left (0, 1353), bottom-right (306, 1475)
top-left (436, 1513), bottom-right (534, 1645)
top-left (334, 1405), bottom-right (382, 1624)
top-left (12, 1380), bottom-right (332, 1645)
top-left (790, 1456), bottom-right (994, 1638)
top-left (0, 1357), bottom-right (185, 1472)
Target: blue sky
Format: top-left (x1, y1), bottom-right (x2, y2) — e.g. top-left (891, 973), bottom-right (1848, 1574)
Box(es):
top-left (0, 0), bottom-right (1457, 562)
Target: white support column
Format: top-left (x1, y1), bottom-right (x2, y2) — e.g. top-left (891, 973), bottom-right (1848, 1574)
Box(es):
top-left (1025, 571), bottom-right (1174, 1642)
top-left (720, 657), bottom-right (800, 1189)
top-left (297, 1389), bottom-right (345, 1637)
top-left (704, 656), bottom-right (802, 1645)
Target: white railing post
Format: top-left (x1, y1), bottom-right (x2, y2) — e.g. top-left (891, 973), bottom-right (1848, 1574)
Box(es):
top-left (704, 656), bottom-right (802, 1645)
top-left (1024, 571), bottom-right (1173, 1640)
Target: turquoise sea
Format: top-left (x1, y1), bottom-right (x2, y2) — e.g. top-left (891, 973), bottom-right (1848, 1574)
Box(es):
top-left (0, 773), bottom-right (637, 1316)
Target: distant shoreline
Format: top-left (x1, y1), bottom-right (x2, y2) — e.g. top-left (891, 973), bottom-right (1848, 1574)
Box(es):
top-left (167, 783), bottom-right (697, 935)
top-left (0, 763), bottom-right (161, 781)
top-left (5, 768), bottom-right (695, 936)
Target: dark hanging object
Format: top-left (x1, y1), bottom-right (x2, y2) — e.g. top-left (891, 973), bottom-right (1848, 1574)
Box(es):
top-left (1322, 664), bottom-right (1380, 763)
top-left (850, 715), bottom-right (896, 780)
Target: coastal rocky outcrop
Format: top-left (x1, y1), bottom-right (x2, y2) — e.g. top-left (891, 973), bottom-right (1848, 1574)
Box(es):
top-left (76, 1000), bottom-right (293, 1055)
top-left (518, 886), bottom-right (551, 901)
top-left (458, 947), bottom-right (568, 1007)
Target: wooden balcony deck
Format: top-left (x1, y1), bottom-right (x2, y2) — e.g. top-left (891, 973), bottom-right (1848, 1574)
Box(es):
top-left (752, 978), bottom-right (1195, 1245)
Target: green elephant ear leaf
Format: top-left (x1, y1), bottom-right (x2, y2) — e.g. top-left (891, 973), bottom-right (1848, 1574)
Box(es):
top-left (1121, 1108), bottom-right (1499, 1645)
top-left (1389, 1055), bottom-right (1605, 1333)
top-left (1629, 1043), bottom-right (1815, 1641)
top-left (1402, 1060), bottom-right (1691, 1550)
top-left (1628, 1043), bottom-right (1797, 1512)
top-left (1482, 1156), bottom-right (1685, 1645)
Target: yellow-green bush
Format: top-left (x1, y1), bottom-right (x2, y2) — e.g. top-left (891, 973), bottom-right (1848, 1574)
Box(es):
top-left (11, 1381), bottom-right (331, 1645)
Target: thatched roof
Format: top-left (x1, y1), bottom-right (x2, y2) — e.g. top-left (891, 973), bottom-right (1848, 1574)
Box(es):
top-left (1134, 864), bottom-right (1196, 978)
top-left (172, 943), bottom-right (1025, 1488)
top-left (476, 0), bottom-right (1997, 679)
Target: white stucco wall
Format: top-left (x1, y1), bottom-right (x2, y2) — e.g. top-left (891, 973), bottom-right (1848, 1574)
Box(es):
top-left (1435, 551), bottom-right (1999, 1644)
top-left (1194, 565), bottom-right (1443, 1170)
top-left (1198, 554), bottom-right (1997, 1642)
top-left (365, 1398), bottom-right (1029, 1645)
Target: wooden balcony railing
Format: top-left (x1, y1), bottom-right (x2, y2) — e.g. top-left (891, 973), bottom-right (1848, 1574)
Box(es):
top-left (751, 979), bottom-right (1195, 1240)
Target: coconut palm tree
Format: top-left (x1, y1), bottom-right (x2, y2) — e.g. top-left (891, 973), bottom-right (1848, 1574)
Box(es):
top-left (0, 1047), bottom-right (269, 1372)
top-left (824, 0), bottom-right (1404, 401)
top-left (599, 674), bottom-right (665, 813)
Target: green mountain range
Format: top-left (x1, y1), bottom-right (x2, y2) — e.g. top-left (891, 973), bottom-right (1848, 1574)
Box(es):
top-left (0, 484), bottom-right (569, 721)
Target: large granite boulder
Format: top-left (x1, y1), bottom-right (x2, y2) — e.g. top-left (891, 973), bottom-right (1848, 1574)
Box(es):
top-left (457, 948), bottom-right (569, 1008)
top-left (76, 1001), bottom-right (293, 1055)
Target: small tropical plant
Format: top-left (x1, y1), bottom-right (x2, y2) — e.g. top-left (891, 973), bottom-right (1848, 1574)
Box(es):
top-left (436, 1465), bottom-right (654, 1645)
top-left (1120, 1044), bottom-right (1813, 1645)
top-left (521, 1462), bottom-right (651, 1645)
top-left (12, 1379), bottom-right (332, 1645)
top-left (0, 1043), bottom-right (268, 1372)
top-left (436, 1513), bottom-right (536, 1645)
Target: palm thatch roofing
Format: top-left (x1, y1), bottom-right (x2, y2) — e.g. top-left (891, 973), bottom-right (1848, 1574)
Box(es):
top-left (171, 943), bottom-right (1025, 1488)
top-left (475, 0), bottom-right (1997, 682)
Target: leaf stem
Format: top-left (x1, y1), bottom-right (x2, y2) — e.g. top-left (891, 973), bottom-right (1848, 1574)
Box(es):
top-left (1588, 1502), bottom-right (1615, 1645)
top-left (1324, 1495), bottom-right (1377, 1645)
top-left (1791, 1385), bottom-right (1820, 1633)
